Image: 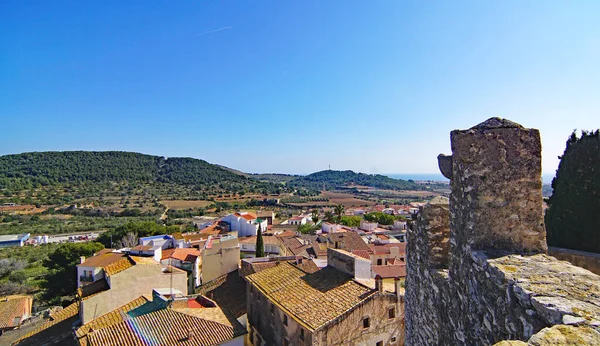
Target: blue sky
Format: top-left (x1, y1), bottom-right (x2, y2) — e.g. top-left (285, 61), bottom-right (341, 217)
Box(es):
top-left (1, 1), bottom-right (599, 175)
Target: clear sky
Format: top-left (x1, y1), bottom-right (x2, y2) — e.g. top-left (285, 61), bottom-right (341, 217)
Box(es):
top-left (1, 1), bottom-right (599, 175)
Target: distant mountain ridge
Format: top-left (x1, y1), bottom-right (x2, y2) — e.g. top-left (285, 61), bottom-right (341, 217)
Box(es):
top-left (287, 170), bottom-right (424, 191)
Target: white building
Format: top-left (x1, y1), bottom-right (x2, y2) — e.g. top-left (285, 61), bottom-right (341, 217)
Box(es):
top-left (288, 215), bottom-right (307, 225)
top-left (321, 222), bottom-right (341, 233)
top-left (222, 212), bottom-right (268, 237)
top-left (382, 208), bottom-right (396, 215)
top-left (360, 220), bottom-right (378, 232)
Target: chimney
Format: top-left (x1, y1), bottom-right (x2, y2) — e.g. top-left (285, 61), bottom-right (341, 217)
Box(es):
top-left (80, 256), bottom-right (86, 264)
top-left (187, 328), bottom-right (196, 341)
top-left (375, 274), bottom-right (383, 293)
top-left (394, 276), bottom-right (402, 298)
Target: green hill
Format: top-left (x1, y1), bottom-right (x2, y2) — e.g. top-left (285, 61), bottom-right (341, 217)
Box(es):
top-left (287, 170), bottom-right (423, 191)
top-left (0, 151), bottom-right (285, 198)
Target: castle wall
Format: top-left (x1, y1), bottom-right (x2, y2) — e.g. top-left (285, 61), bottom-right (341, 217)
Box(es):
top-left (405, 118), bottom-right (600, 346)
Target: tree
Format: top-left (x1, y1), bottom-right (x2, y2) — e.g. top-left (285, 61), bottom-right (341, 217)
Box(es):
top-left (43, 242), bottom-right (104, 298)
top-left (545, 130), bottom-right (600, 253)
top-left (334, 204), bottom-right (345, 224)
top-left (324, 210), bottom-right (334, 222)
top-left (311, 209), bottom-right (319, 224)
top-left (117, 232), bottom-right (138, 248)
top-left (255, 224), bottom-right (265, 257)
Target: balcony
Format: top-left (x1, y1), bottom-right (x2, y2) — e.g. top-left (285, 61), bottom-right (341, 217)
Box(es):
top-left (79, 275), bottom-right (94, 284)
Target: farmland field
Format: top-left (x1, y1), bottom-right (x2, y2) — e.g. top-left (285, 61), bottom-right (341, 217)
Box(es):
top-left (160, 200), bottom-right (213, 209)
top-left (322, 191), bottom-right (377, 207)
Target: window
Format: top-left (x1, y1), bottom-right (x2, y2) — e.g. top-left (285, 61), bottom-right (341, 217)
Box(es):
top-left (283, 314), bottom-right (288, 326)
top-left (300, 328), bottom-right (305, 340)
top-left (391, 337), bottom-right (397, 342)
top-left (376, 341), bottom-right (383, 346)
top-left (388, 307), bottom-right (395, 319)
top-left (377, 259), bottom-right (383, 265)
top-left (363, 317), bottom-right (370, 328)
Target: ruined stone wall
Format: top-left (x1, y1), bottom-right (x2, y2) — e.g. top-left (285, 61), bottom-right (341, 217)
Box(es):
top-left (405, 118), bottom-right (600, 346)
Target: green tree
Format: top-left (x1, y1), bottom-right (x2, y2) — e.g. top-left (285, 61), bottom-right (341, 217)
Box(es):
top-left (545, 130), bottom-right (600, 253)
top-left (255, 224), bottom-right (265, 257)
top-left (297, 223), bottom-right (317, 235)
top-left (43, 242), bottom-right (105, 298)
top-left (311, 209), bottom-right (319, 224)
top-left (334, 204), bottom-right (345, 224)
top-left (340, 215), bottom-right (361, 228)
top-left (324, 210), bottom-right (334, 222)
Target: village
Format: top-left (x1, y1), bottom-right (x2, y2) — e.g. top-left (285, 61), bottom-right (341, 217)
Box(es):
top-left (0, 201), bottom-right (421, 345)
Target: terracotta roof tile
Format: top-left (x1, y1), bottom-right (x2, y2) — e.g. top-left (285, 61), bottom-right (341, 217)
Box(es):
top-left (82, 308), bottom-right (246, 346)
top-left (369, 243), bottom-right (406, 255)
top-left (352, 250), bottom-right (372, 260)
top-left (372, 265), bottom-right (407, 278)
top-left (78, 251), bottom-right (127, 269)
top-left (103, 257), bottom-right (134, 276)
top-left (161, 248), bottom-right (201, 262)
top-left (0, 295), bottom-right (32, 329)
top-left (75, 296), bottom-right (149, 340)
top-left (12, 302), bottom-right (78, 345)
top-left (246, 262), bottom-right (375, 330)
top-left (196, 271), bottom-right (247, 319)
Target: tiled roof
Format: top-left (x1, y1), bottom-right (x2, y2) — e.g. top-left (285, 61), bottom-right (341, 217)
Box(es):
top-left (161, 248), bottom-right (201, 262)
top-left (352, 250), bottom-right (372, 260)
top-left (239, 235), bottom-right (281, 246)
top-left (246, 262), bottom-right (375, 330)
top-left (328, 232), bottom-right (371, 252)
top-left (82, 308), bottom-right (246, 346)
top-left (196, 271), bottom-right (247, 319)
top-left (372, 265), bottom-right (407, 278)
top-left (130, 256), bottom-right (160, 265)
top-left (78, 251), bottom-right (127, 268)
top-left (0, 295), bottom-right (32, 329)
top-left (278, 236), bottom-right (310, 256)
top-left (234, 212), bottom-right (257, 221)
top-left (76, 296), bottom-right (149, 341)
top-left (103, 257), bottom-right (134, 276)
top-left (12, 302), bottom-right (79, 345)
top-left (369, 243), bottom-right (406, 255)
top-left (277, 230), bottom-right (297, 238)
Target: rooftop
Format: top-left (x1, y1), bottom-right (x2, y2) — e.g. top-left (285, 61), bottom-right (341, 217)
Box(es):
top-left (0, 234), bottom-right (29, 243)
top-left (161, 248), bottom-right (201, 262)
top-left (372, 265), bottom-right (407, 278)
top-left (78, 251), bottom-right (127, 268)
top-left (246, 262), bottom-right (375, 331)
top-left (75, 293), bottom-right (246, 346)
top-left (0, 295), bottom-right (32, 329)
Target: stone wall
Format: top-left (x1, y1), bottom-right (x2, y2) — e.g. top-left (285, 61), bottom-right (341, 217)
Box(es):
top-left (405, 118), bottom-right (600, 345)
top-left (548, 246), bottom-right (600, 276)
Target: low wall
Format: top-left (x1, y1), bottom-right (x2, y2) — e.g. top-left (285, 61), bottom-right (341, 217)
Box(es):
top-left (548, 246), bottom-right (600, 275)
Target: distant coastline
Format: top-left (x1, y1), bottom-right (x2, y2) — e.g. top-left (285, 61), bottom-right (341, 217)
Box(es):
top-left (385, 173), bottom-right (555, 184)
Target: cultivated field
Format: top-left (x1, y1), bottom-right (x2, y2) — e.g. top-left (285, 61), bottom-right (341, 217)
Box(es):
top-left (321, 191), bottom-right (377, 207)
top-left (160, 200), bottom-right (213, 209)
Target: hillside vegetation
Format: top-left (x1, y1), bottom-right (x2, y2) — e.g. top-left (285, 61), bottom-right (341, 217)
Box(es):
top-left (546, 130), bottom-right (600, 253)
top-left (288, 170), bottom-right (424, 191)
top-left (0, 151), bottom-right (286, 202)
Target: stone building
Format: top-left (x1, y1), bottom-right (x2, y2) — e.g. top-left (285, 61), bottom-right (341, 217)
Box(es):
top-left (405, 118), bottom-right (600, 345)
top-left (245, 248), bottom-right (404, 346)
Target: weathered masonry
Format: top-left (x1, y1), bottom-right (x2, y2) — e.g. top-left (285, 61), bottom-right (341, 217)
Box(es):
top-left (405, 118), bottom-right (600, 345)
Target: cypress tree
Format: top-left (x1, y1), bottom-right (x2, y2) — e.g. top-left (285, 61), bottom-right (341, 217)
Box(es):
top-left (545, 130), bottom-right (600, 253)
top-left (255, 222), bottom-right (265, 257)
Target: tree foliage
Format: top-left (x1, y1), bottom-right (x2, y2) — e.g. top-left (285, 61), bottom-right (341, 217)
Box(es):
top-left (288, 170), bottom-right (424, 191)
top-left (0, 151), bottom-right (286, 196)
top-left (43, 242), bottom-right (105, 298)
top-left (340, 215), bottom-right (362, 227)
top-left (364, 212), bottom-right (397, 225)
top-left (545, 130), bottom-right (600, 253)
top-left (334, 204), bottom-right (345, 224)
top-left (97, 221), bottom-right (180, 248)
top-left (255, 224), bottom-right (265, 257)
